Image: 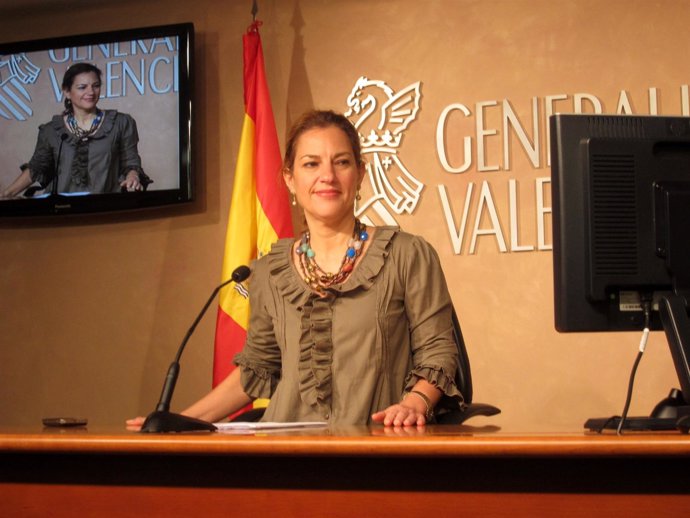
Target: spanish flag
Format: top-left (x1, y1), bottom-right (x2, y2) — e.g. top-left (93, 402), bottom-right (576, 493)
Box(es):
top-left (213, 22), bottom-right (293, 387)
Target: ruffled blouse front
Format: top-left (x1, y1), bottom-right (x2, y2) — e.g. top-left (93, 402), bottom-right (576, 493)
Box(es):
top-left (234, 226), bottom-right (464, 425)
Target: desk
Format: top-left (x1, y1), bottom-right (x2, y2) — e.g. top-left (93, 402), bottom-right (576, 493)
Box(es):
top-left (1, 425), bottom-right (689, 517)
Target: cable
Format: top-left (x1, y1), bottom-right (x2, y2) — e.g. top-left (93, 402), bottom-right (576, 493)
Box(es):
top-left (616, 299), bottom-right (652, 435)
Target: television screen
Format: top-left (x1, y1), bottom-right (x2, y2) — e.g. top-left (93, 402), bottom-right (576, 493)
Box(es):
top-left (0, 23), bottom-right (193, 216)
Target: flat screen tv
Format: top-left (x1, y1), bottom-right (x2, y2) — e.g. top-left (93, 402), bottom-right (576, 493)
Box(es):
top-left (0, 23), bottom-right (193, 216)
top-left (550, 113), bottom-right (690, 430)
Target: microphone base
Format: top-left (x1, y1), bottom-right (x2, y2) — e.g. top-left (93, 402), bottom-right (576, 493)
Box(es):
top-left (140, 411), bottom-right (217, 433)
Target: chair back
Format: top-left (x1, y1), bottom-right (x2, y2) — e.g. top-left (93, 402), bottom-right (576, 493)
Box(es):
top-left (451, 308), bottom-right (474, 405)
top-left (436, 306), bottom-right (500, 424)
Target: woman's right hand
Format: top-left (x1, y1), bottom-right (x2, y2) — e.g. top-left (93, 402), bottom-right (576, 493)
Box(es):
top-left (1, 168), bottom-right (34, 199)
top-left (125, 416), bottom-right (146, 431)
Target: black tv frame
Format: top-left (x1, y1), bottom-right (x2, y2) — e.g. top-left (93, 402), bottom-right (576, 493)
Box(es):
top-left (0, 23), bottom-right (194, 217)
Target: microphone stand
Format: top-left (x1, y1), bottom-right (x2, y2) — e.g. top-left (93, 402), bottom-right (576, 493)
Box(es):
top-left (140, 266), bottom-right (251, 433)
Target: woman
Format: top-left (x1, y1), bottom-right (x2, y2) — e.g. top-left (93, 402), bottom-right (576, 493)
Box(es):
top-left (128, 110), bottom-right (463, 428)
top-left (0, 63), bottom-right (150, 198)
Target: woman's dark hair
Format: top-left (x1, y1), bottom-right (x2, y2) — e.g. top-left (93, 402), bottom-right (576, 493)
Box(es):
top-left (61, 63), bottom-right (103, 112)
top-left (283, 110), bottom-right (362, 173)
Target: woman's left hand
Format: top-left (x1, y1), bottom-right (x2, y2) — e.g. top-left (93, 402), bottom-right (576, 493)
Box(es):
top-left (371, 402), bottom-right (427, 427)
top-left (120, 170), bottom-right (143, 191)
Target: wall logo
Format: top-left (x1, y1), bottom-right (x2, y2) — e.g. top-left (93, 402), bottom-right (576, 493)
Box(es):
top-left (345, 77), bottom-right (422, 226)
top-left (0, 53), bottom-right (41, 121)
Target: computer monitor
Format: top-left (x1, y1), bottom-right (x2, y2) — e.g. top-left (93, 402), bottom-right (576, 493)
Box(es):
top-left (550, 113), bottom-right (690, 428)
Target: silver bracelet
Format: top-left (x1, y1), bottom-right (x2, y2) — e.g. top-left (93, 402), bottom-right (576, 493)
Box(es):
top-left (405, 390), bottom-right (434, 420)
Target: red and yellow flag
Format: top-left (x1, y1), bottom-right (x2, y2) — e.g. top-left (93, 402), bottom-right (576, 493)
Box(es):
top-left (213, 22), bottom-right (293, 387)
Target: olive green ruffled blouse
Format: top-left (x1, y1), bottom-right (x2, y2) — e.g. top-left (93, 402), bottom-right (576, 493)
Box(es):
top-left (234, 226), bottom-right (464, 425)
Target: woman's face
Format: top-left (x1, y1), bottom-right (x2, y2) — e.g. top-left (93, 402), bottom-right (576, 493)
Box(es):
top-left (284, 125), bottom-right (364, 225)
top-left (64, 71), bottom-right (101, 113)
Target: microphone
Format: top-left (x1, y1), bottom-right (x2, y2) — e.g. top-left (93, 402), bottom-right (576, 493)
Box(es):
top-left (140, 265), bottom-right (251, 433)
top-left (51, 133), bottom-right (68, 197)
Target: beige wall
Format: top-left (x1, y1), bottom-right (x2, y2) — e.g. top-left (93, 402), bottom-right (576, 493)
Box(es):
top-left (0, 0), bottom-right (685, 431)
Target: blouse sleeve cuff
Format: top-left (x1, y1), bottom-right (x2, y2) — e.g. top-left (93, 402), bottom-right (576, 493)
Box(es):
top-left (403, 365), bottom-right (465, 406)
top-left (234, 353), bottom-right (280, 400)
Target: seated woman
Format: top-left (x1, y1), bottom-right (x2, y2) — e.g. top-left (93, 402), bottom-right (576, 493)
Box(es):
top-left (0, 62), bottom-right (150, 199)
top-left (128, 109), bottom-right (463, 428)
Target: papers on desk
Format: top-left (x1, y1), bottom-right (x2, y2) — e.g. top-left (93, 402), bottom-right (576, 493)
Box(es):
top-left (29, 191), bottom-right (91, 199)
top-left (58, 191), bottom-right (91, 196)
top-left (214, 421), bottom-right (328, 434)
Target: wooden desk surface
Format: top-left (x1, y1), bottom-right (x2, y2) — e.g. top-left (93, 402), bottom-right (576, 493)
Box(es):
top-left (2, 426), bottom-right (689, 518)
top-left (1, 424), bottom-right (689, 457)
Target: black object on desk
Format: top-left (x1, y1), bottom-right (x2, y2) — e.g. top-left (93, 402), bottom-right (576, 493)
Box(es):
top-left (42, 417), bottom-right (88, 427)
top-left (585, 388), bottom-right (690, 433)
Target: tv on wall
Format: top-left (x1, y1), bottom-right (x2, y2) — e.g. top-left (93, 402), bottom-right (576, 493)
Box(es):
top-left (0, 23), bottom-right (194, 217)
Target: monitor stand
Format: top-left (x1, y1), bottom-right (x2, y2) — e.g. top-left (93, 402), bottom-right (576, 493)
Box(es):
top-left (585, 388), bottom-right (690, 432)
top-left (586, 184), bottom-right (690, 434)
top-left (585, 292), bottom-right (690, 433)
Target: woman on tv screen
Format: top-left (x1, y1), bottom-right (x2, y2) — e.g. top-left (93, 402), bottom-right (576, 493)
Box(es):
top-left (1, 62), bottom-right (151, 198)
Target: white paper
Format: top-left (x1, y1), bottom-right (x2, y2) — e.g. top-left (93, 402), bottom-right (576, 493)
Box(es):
top-left (214, 421), bottom-right (328, 433)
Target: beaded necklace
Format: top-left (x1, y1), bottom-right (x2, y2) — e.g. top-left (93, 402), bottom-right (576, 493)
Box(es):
top-left (67, 110), bottom-right (104, 140)
top-left (297, 219), bottom-right (369, 295)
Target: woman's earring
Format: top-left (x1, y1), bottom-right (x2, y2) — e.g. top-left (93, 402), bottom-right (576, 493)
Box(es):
top-left (291, 192), bottom-right (297, 206)
top-left (354, 189), bottom-right (362, 213)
